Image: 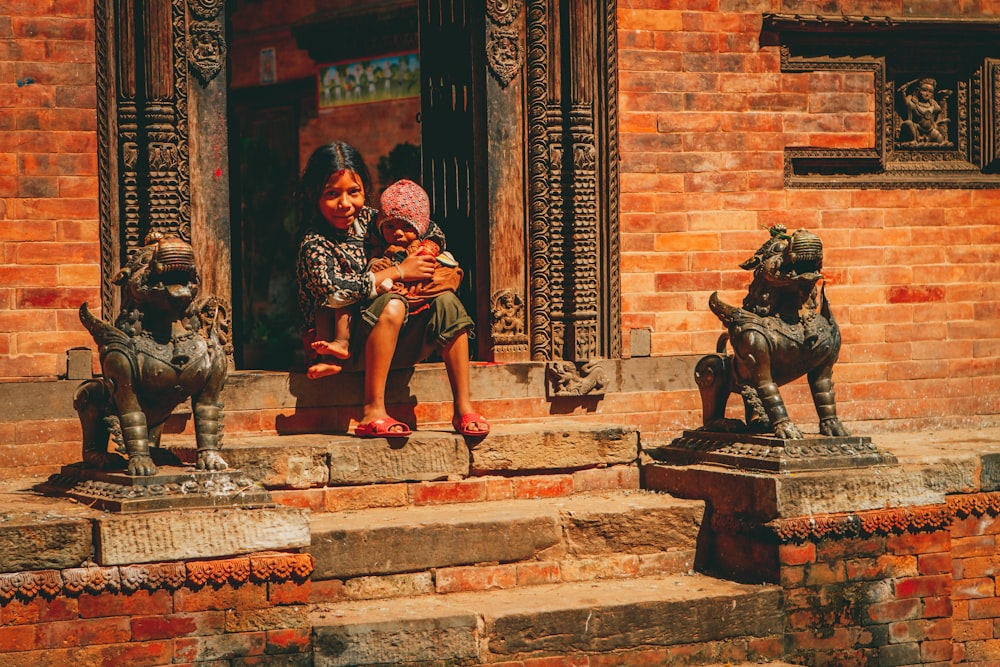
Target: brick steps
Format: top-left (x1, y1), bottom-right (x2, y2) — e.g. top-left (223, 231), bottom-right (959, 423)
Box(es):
top-left (306, 490), bottom-right (704, 598)
top-left (166, 420), bottom-right (789, 665)
top-left (309, 574), bottom-right (784, 666)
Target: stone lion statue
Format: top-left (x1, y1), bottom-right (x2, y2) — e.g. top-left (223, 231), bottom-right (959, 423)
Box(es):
top-left (694, 225), bottom-right (848, 439)
top-left (74, 233), bottom-right (231, 476)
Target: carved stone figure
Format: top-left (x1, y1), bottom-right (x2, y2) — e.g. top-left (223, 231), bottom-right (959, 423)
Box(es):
top-left (897, 77), bottom-right (953, 147)
top-left (75, 233), bottom-right (231, 476)
top-left (694, 226), bottom-right (848, 439)
top-left (547, 359), bottom-right (607, 397)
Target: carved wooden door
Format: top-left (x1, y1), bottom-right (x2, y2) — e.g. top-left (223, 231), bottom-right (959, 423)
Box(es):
top-left (419, 0), bottom-right (621, 364)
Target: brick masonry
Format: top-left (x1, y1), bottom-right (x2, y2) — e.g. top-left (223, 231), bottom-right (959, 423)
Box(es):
top-left (0, 552), bottom-right (313, 665)
top-left (741, 492), bottom-right (1000, 666)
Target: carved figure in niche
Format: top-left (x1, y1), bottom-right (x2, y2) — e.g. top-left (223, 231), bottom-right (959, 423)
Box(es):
top-left (75, 233), bottom-right (231, 476)
top-left (694, 226), bottom-right (848, 439)
top-left (490, 289), bottom-right (525, 338)
top-left (897, 77), bottom-right (953, 147)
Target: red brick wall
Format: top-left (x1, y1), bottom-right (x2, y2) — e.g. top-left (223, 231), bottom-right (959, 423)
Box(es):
top-left (617, 0), bottom-right (1000, 432)
top-left (768, 493), bottom-right (1000, 665)
top-left (0, 552), bottom-right (312, 665)
top-left (0, 3), bottom-right (101, 379)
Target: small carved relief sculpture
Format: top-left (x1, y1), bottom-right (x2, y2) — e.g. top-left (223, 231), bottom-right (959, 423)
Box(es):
top-left (547, 359), bottom-right (607, 397)
top-left (694, 226), bottom-right (848, 439)
top-left (897, 77), bottom-right (953, 147)
top-left (75, 233), bottom-right (230, 476)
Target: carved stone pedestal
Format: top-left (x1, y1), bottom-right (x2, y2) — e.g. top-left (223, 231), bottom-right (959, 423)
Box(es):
top-left (651, 431), bottom-right (898, 473)
top-left (37, 464), bottom-right (273, 512)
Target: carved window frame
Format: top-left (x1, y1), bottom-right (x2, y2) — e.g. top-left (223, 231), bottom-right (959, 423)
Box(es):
top-left (765, 14), bottom-right (1000, 189)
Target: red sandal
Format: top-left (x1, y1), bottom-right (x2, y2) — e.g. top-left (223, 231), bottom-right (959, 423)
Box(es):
top-left (354, 417), bottom-right (412, 438)
top-left (453, 412), bottom-right (490, 438)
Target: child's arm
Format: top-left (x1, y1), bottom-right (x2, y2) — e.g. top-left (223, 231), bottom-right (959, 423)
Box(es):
top-left (299, 235), bottom-right (370, 307)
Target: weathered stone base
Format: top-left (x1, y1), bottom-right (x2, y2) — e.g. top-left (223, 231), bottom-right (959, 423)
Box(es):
top-left (36, 463), bottom-right (273, 512)
top-left (650, 430), bottom-right (898, 472)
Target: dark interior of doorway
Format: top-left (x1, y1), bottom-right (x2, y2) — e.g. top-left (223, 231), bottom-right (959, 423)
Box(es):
top-left (228, 0), bottom-right (481, 371)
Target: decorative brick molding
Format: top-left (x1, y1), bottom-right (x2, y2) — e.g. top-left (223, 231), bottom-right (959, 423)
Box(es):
top-left (763, 491), bottom-right (1000, 543)
top-left (765, 505), bottom-right (952, 543)
top-left (946, 490), bottom-right (1000, 517)
top-left (0, 552), bottom-right (313, 603)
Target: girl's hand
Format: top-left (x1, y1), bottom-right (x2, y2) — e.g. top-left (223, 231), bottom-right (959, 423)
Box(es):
top-left (398, 252), bottom-right (436, 280)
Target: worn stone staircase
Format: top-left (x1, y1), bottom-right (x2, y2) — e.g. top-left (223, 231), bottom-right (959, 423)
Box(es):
top-left (167, 421), bottom-right (790, 666)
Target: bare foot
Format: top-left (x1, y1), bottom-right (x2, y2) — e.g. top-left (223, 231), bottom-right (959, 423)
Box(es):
top-left (307, 362), bottom-right (343, 379)
top-left (311, 339), bottom-right (351, 360)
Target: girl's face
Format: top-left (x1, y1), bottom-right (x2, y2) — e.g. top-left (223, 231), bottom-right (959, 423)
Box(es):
top-left (318, 170), bottom-right (365, 232)
top-left (381, 217), bottom-right (419, 245)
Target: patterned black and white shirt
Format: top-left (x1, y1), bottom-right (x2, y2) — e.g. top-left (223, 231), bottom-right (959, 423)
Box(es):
top-left (295, 206), bottom-right (449, 331)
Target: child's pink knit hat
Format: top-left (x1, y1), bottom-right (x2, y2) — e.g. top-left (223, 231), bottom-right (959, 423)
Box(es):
top-left (378, 179), bottom-right (430, 237)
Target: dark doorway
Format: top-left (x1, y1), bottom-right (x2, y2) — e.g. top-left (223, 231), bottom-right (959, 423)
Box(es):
top-left (229, 95), bottom-right (303, 370)
top-left (227, 0), bottom-right (486, 369)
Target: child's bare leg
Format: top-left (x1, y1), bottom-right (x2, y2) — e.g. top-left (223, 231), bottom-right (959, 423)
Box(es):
top-left (442, 329), bottom-right (489, 435)
top-left (311, 307), bottom-right (351, 359)
top-left (307, 307), bottom-right (348, 378)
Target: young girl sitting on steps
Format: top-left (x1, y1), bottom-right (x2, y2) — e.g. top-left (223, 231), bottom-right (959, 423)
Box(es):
top-left (294, 141), bottom-right (489, 438)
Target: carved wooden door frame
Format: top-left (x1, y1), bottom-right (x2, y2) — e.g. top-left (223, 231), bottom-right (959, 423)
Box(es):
top-left (524, 0), bottom-right (621, 362)
top-left (94, 0), bottom-right (620, 365)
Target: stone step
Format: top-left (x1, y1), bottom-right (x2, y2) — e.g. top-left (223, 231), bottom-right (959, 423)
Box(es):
top-left (309, 573), bottom-right (784, 666)
top-left (307, 490), bottom-right (704, 590)
top-left (164, 420), bottom-right (639, 490)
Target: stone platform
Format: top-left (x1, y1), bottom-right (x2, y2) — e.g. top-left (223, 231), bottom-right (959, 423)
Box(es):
top-left (651, 430), bottom-right (898, 472)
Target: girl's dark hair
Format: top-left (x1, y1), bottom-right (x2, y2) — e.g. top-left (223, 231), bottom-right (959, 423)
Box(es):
top-left (299, 141), bottom-right (373, 227)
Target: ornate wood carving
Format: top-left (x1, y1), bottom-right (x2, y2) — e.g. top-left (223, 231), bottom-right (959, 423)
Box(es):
top-left (525, 0), bottom-right (620, 362)
top-left (486, 0), bottom-right (522, 87)
top-left (546, 359), bottom-right (608, 397)
top-left (487, 27), bottom-right (521, 87)
top-left (187, 0), bottom-right (226, 85)
top-left (486, 0), bottom-right (521, 25)
top-left (490, 288), bottom-right (528, 355)
top-left (96, 0), bottom-right (196, 318)
top-left (766, 14), bottom-right (1000, 188)
top-left (601, 0), bottom-right (622, 362)
top-left (525, 0), bottom-right (551, 361)
top-left (95, 0), bottom-right (119, 319)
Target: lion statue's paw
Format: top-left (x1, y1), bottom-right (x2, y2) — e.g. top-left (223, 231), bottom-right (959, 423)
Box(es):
top-left (196, 450), bottom-right (229, 471)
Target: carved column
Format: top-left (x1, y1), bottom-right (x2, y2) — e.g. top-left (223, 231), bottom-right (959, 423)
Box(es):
top-left (186, 0), bottom-right (232, 316)
top-left (484, 1), bottom-right (530, 361)
top-left (525, 0), bottom-right (619, 362)
top-left (95, 0), bottom-right (231, 321)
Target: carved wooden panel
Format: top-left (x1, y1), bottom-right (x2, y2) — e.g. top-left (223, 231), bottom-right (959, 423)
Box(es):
top-left (525, 0), bottom-right (620, 362)
top-left (96, 0), bottom-right (198, 317)
top-left (96, 0), bottom-right (230, 320)
top-left (767, 14), bottom-right (1000, 189)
